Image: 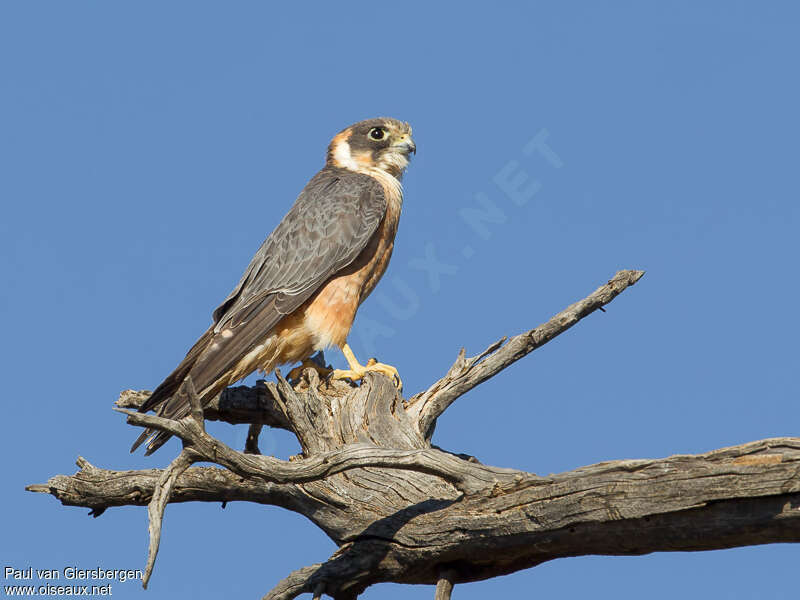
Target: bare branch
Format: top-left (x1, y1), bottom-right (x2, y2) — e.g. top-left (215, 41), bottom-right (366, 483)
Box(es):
top-left (434, 569), bottom-right (456, 600)
top-left (30, 436), bottom-right (800, 598)
top-left (262, 564), bottom-right (324, 600)
top-left (183, 376), bottom-right (204, 427)
top-left (261, 438), bottom-right (800, 597)
top-left (116, 405), bottom-right (521, 495)
top-left (143, 380), bottom-right (205, 587)
top-left (117, 379), bottom-right (291, 431)
top-left (312, 583), bottom-right (325, 600)
top-left (143, 449), bottom-right (195, 588)
top-left (409, 269), bottom-right (645, 440)
top-left (245, 423), bottom-right (264, 454)
top-left (32, 267), bottom-right (800, 598)
top-left (25, 460), bottom-right (322, 516)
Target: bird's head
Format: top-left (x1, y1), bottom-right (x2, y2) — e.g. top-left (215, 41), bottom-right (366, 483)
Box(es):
top-left (327, 118), bottom-right (415, 178)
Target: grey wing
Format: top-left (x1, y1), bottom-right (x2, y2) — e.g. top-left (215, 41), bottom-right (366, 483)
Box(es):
top-left (133, 169), bottom-right (386, 454)
top-left (190, 168), bottom-right (387, 392)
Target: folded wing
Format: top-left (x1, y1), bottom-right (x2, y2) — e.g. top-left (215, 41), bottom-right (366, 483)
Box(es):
top-left (132, 169), bottom-right (386, 454)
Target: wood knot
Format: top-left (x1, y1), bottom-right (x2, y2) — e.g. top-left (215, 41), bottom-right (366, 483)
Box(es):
top-left (489, 482), bottom-right (506, 497)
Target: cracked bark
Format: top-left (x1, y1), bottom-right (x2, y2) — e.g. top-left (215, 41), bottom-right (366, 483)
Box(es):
top-left (28, 270), bottom-right (800, 599)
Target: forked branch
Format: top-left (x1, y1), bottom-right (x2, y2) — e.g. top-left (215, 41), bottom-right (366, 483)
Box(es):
top-left (117, 379), bottom-right (291, 431)
top-left (143, 449), bottom-right (195, 587)
top-left (29, 268), bottom-right (799, 600)
top-left (142, 378), bottom-right (204, 587)
top-left (118, 403), bottom-right (523, 495)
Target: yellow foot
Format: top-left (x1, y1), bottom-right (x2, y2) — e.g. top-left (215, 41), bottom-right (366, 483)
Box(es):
top-left (287, 359), bottom-right (333, 383)
top-left (330, 357), bottom-right (403, 391)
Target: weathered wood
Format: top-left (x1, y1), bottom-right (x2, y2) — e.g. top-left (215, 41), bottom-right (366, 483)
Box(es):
top-left (29, 269), bottom-right (798, 599)
top-left (31, 436), bottom-right (800, 598)
top-left (407, 269), bottom-right (645, 441)
top-left (434, 570), bottom-right (456, 600)
top-left (117, 396), bottom-right (517, 495)
top-left (117, 379), bottom-right (291, 430)
top-left (25, 459), bottom-right (310, 516)
top-left (143, 449), bottom-right (195, 588)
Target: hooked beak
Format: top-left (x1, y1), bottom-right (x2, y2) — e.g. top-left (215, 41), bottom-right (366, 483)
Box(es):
top-left (394, 134), bottom-right (416, 156)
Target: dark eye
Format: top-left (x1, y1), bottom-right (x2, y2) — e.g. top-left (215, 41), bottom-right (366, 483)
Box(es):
top-left (368, 127), bottom-right (386, 141)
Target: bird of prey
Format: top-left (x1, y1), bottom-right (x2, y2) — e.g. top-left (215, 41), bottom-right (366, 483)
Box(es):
top-left (132, 117), bottom-right (415, 455)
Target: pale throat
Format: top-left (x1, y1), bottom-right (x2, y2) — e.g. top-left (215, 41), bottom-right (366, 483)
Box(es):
top-left (332, 140), bottom-right (405, 200)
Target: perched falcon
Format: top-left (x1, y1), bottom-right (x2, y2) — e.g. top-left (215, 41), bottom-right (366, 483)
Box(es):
top-left (132, 117), bottom-right (415, 455)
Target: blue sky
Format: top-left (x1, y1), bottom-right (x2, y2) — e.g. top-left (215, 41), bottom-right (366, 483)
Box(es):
top-left (2, 2), bottom-right (798, 598)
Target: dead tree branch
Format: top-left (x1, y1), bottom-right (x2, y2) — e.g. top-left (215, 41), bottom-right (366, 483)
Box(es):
top-left (29, 437), bottom-right (800, 598)
top-left (143, 449), bottom-right (195, 587)
top-left (25, 459), bottom-right (308, 516)
top-left (407, 269), bottom-right (645, 441)
top-left (434, 570), bottom-right (457, 600)
top-left (28, 269), bottom-right (800, 599)
top-left (117, 379), bottom-right (291, 430)
top-left (117, 403), bottom-right (521, 495)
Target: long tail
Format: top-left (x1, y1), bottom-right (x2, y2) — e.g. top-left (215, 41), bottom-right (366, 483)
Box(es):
top-left (130, 328), bottom-right (215, 455)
